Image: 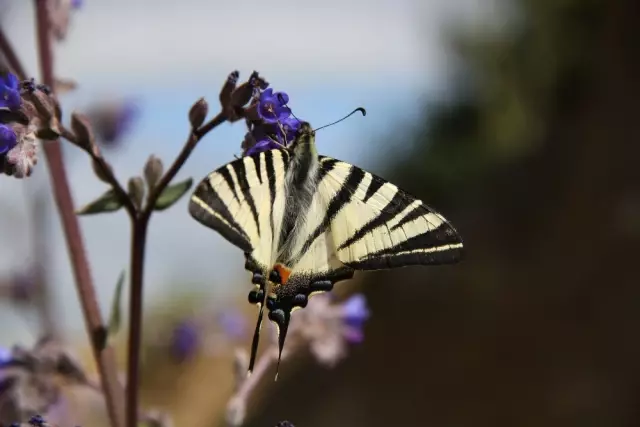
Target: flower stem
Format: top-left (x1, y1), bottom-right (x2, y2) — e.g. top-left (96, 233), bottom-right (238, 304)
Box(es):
top-left (125, 216), bottom-right (148, 427)
top-left (124, 112), bottom-right (227, 427)
top-left (0, 27), bottom-right (27, 79)
top-left (32, 2), bottom-right (125, 427)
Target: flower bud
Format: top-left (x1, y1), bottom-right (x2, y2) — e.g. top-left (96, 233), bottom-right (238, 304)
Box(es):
top-left (70, 112), bottom-right (95, 149)
top-left (219, 70), bottom-right (239, 111)
top-left (127, 176), bottom-right (145, 210)
top-left (143, 154), bottom-right (164, 190)
top-left (188, 97), bottom-right (208, 129)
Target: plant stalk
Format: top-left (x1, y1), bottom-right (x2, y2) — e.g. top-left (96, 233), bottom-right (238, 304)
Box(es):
top-left (32, 2), bottom-right (125, 427)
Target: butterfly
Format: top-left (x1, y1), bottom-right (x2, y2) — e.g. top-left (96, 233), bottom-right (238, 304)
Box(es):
top-left (189, 122), bottom-right (464, 377)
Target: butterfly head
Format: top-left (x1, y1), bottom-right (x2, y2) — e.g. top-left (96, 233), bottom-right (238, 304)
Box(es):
top-left (289, 121), bottom-right (317, 154)
top-left (295, 121), bottom-right (315, 137)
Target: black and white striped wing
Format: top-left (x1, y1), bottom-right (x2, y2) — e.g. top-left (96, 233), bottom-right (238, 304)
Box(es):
top-left (188, 149), bottom-right (290, 269)
top-left (316, 156), bottom-right (464, 269)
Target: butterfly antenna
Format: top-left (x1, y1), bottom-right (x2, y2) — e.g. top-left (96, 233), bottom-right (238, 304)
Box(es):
top-left (277, 93), bottom-right (304, 123)
top-left (247, 300), bottom-right (266, 377)
top-left (314, 107), bottom-right (367, 132)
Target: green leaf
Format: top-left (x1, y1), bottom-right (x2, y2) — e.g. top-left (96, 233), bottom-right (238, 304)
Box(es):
top-left (153, 177), bottom-right (193, 211)
top-left (76, 189), bottom-right (124, 215)
top-left (107, 270), bottom-right (126, 343)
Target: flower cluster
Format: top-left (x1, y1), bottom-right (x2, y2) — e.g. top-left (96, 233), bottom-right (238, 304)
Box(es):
top-left (0, 338), bottom-right (90, 423)
top-left (1, 73), bottom-right (21, 155)
top-left (295, 293), bottom-right (370, 366)
top-left (1, 71), bottom-right (62, 179)
top-left (226, 293), bottom-right (370, 426)
top-left (241, 86), bottom-right (303, 156)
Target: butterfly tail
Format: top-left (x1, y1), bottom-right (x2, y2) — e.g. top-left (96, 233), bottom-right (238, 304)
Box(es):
top-left (268, 307), bottom-right (291, 382)
top-left (247, 301), bottom-right (265, 376)
top-left (246, 263), bottom-right (268, 377)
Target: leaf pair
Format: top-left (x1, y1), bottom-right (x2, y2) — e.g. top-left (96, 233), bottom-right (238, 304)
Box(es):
top-left (77, 177), bottom-right (193, 215)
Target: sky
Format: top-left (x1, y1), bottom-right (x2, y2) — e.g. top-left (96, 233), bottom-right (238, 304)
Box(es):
top-left (0, 0), bottom-right (502, 345)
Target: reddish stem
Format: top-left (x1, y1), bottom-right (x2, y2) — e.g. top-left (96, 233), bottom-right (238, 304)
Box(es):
top-left (32, 2), bottom-right (125, 427)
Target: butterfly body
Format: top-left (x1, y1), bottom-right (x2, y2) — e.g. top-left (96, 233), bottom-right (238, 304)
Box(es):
top-left (189, 122), bottom-right (463, 375)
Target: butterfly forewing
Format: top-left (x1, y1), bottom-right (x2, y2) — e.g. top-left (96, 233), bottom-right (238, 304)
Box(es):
top-left (189, 149), bottom-right (290, 269)
top-left (315, 156), bottom-right (464, 269)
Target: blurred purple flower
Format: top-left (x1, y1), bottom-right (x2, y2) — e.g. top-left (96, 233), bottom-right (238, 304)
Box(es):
top-left (170, 319), bottom-right (200, 362)
top-left (0, 73), bottom-right (21, 110)
top-left (341, 294), bottom-right (370, 344)
top-left (71, 0), bottom-right (83, 9)
top-left (257, 89), bottom-right (290, 124)
top-left (0, 125), bottom-right (17, 155)
top-left (89, 100), bottom-right (139, 148)
top-left (0, 346), bottom-right (11, 366)
top-left (217, 310), bottom-right (248, 340)
top-left (8, 271), bottom-right (39, 304)
top-left (28, 415), bottom-right (45, 427)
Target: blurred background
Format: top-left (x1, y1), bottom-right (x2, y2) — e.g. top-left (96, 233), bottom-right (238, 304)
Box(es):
top-left (1, 0), bottom-right (639, 426)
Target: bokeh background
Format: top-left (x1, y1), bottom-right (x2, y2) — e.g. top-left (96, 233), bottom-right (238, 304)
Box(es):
top-left (2, 0), bottom-right (639, 426)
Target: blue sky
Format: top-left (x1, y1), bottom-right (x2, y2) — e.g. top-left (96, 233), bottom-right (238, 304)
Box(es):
top-left (0, 0), bottom-right (500, 344)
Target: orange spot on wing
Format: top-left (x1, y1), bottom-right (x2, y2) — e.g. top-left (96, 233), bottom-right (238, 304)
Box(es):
top-left (274, 264), bottom-right (292, 284)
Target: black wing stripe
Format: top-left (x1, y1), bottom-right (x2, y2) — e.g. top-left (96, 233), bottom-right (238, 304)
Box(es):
top-left (347, 244), bottom-right (463, 269)
top-left (251, 154), bottom-right (263, 185)
top-left (188, 179), bottom-right (252, 253)
top-left (390, 202), bottom-right (429, 232)
top-left (316, 156), bottom-right (339, 184)
top-left (265, 150), bottom-right (277, 240)
top-left (336, 190), bottom-right (406, 251)
top-left (298, 165), bottom-right (366, 257)
top-left (363, 175), bottom-right (384, 203)
top-left (367, 225), bottom-right (462, 258)
top-left (231, 158), bottom-right (261, 237)
top-left (218, 166), bottom-right (240, 203)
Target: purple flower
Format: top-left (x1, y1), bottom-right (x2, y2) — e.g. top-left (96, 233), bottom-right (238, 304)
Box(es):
top-left (341, 294), bottom-right (370, 344)
top-left (218, 310), bottom-right (248, 340)
top-left (258, 88), bottom-right (291, 123)
top-left (170, 319), bottom-right (200, 362)
top-left (0, 72), bottom-right (21, 110)
top-left (244, 123), bottom-right (285, 156)
top-left (90, 100), bottom-right (139, 148)
top-left (281, 116), bottom-right (301, 143)
top-left (0, 346), bottom-right (12, 366)
top-left (0, 124), bottom-right (17, 155)
top-left (71, 0), bottom-right (83, 9)
top-left (28, 415), bottom-right (46, 427)
top-left (245, 139), bottom-right (281, 156)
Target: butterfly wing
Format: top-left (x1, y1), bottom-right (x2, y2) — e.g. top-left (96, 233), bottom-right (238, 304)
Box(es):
top-left (189, 149), bottom-right (290, 265)
top-left (315, 156), bottom-right (464, 269)
top-left (262, 155), bottom-right (463, 374)
top-left (189, 148), bottom-right (290, 373)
